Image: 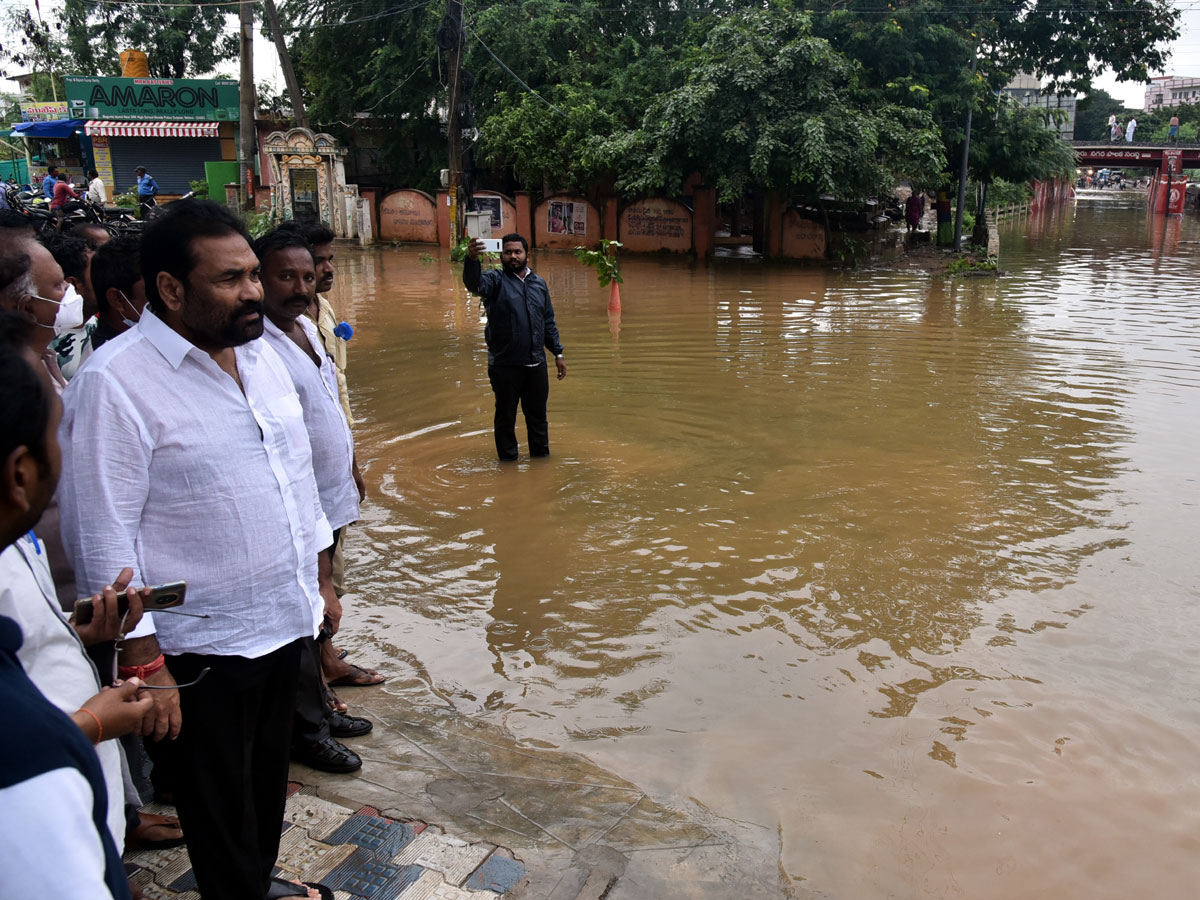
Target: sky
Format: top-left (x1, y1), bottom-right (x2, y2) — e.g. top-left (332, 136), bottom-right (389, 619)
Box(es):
top-left (2, 1), bottom-right (1199, 111)
top-left (1092, 3), bottom-right (1200, 107)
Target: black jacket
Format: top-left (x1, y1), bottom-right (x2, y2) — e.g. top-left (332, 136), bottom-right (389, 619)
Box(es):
top-left (463, 258), bottom-right (564, 367)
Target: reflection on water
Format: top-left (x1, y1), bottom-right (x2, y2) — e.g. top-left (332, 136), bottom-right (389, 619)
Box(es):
top-left (335, 200), bottom-right (1200, 897)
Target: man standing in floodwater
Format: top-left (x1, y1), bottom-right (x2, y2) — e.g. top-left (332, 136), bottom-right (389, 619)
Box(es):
top-left (463, 234), bottom-right (566, 461)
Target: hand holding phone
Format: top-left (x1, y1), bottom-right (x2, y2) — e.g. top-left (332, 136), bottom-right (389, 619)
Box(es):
top-left (71, 568), bottom-right (146, 646)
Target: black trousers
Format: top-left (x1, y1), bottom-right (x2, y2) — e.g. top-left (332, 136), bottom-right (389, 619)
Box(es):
top-left (293, 528), bottom-right (341, 745)
top-left (488, 362), bottom-right (550, 461)
top-left (159, 641), bottom-right (302, 900)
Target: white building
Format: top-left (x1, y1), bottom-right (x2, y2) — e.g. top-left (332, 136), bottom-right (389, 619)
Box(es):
top-left (1144, 76), bottom-right (1200, 110)
top-left (1002, 73), bottom-right (1076, 140)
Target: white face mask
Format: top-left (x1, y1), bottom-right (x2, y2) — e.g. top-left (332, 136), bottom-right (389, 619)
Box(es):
top-left (31, 284), bottom-right (84, 334)
top-left (53, 284), bottom-right (85, 334)
top-left (117, 290), bottom-right (141, 329)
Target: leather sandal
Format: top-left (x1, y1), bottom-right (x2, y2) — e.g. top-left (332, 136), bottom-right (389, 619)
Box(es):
top-left (328, 711), bottom-right (372, 738)
top-left (291, 737), bottom-right (362, 773)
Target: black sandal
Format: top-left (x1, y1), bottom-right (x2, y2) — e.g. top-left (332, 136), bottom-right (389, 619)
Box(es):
top-left (266, 876), bottom-right (333, 899)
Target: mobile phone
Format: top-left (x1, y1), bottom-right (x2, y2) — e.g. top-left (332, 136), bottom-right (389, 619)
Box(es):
top-left (478, 238), bottom-right (502, 253)
top-left (73, 580), bottom-right (187, 626)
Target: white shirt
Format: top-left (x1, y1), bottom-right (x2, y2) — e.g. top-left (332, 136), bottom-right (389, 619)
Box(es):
top-left (58, 309), bottom-right (331, 658)
top-left (0, 770), bottom-right (116, 899)
top-left (0, 535), bottom-right (126, 853)
top-left (86, 177), bottom-right (107, 205)
top-left (262, 315), bottom-right (359, 532)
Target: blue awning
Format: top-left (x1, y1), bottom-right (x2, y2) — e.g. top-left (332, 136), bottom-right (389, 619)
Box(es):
top-left (11, 119), bottom-right (86, 138)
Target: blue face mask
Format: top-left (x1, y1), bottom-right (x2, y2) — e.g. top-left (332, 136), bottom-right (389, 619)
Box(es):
top-left (117, 290), bottom-right (141, 329)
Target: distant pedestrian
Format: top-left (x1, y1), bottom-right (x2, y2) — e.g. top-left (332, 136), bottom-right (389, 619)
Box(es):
top-left (904, 191), bottom-right (924, 232)
top-left (86, 169), bottom-right (107, 205)
top-left (41, 166), bottom-right (59, 201)
top-left (1111, 121), bottom-right (1123, 141)
top-left (134, 166), bottom-right (158, 219)
top-left (1170, 115), bottom-right (1180, 143)
top-left (1126, 118), bottom-right (1137, 142)
top-left (1107, 114), bottom-right (1117, 141)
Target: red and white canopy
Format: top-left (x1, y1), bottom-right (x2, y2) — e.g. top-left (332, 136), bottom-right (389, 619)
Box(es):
top-left (84, 121), bottom-right (220, 138)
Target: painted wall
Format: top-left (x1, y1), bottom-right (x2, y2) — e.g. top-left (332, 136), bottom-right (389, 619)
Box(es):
top-left (534, 195), bottom-right (599, 250)
top-left (779, 209), bottom-right (827, 260)
top-left (619, 198), bottom-right (693, 253)
top-left (378, 189), bottom-right (438, 243)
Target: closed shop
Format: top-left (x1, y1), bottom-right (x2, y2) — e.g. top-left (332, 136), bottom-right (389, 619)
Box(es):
top-left (86, 121), bottom-right (225, 196)
top-left (106, 135), bottom-right (221, 194)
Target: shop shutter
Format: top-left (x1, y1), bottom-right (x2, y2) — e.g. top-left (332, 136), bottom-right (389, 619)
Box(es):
top-left (107, 136), bottom-right (223, 195)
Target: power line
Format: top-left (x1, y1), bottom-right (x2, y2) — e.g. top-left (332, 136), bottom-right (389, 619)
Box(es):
top-left (465, 23), bottom-right (567, 117)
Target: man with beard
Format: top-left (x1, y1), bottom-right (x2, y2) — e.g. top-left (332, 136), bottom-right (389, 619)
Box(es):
top-left (275, 221), bottom-right (379, 690)
top-left (253, 228), bottom-right (370, 774)
top-left (463, 234), bottom-right (567, 461)
top-left (57, 200), bottom-right (336, 900)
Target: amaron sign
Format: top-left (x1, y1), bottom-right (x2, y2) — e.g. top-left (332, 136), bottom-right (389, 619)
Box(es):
top-left (65, 76), bottom-right (239, 122)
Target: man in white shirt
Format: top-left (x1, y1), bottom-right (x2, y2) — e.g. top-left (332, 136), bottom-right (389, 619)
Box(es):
top-left (254, 228), bottom-right (370, 775)
top-left (58, 200), bottom-right (336, 900)
top-left (86, 168), bottom-right (107, 206)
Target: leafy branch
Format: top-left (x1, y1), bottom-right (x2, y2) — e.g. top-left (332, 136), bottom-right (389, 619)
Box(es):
top-left (574, 240), bottom-right (623, 287)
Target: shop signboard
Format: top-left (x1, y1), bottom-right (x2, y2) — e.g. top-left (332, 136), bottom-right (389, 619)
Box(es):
top-left (20, 100), bottom-right (68, 122)
top-left (65, 76), bottom-right (239, 122)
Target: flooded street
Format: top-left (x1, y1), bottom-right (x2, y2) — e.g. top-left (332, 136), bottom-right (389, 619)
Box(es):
top-left (331, 198), bottom-right (1200, 898)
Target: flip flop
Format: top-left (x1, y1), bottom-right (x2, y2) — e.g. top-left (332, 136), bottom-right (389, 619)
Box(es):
top-left (126, 813), bottom-right (185, 851)
top-left (267, 876), bottom-right (333, 900)
top-left (327, 664), bottom-right (386, 688)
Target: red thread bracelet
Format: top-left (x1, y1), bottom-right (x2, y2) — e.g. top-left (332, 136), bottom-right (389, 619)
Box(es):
top-left (118, 654), bottom-right (166, 680)
top-left (78, 707), bottom-right (103, 743)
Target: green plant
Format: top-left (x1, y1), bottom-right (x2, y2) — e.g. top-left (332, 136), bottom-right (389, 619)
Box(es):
top-left (574, 240), bottom-right (623, 287)
top-left (245, 206), bottom-right (279, 239)
top-left (418, 252), bottom-right (436, 264)
top-left (189, 179), bottom-right (209, 198)
top-left (947, 255), bottom-right (997, 275)
top-left (113, 190), bottom-right (138, 209)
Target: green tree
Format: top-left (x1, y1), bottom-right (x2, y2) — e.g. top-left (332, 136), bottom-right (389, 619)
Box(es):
top-left (598, 6), bottom-right (944, 204)
top-left (56, 0), bottom-right (240, 79)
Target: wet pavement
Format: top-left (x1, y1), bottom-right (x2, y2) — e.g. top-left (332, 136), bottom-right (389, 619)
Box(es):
top-left (126, 672), bottom-right (784, 899)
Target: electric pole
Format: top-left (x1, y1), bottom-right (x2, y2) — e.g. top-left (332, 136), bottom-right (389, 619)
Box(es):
top-left (263, 0), bottom-right (310, 130)
top-left (953, 51), bottom-right (977, 251)
top-left (445, 0), bottom-right (464, 245)
top-left (238, 0), bottom-right (256, 210)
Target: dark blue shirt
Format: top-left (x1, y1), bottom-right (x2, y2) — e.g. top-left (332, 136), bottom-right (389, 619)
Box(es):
top-left (463, 258), bottom-right (564, 367)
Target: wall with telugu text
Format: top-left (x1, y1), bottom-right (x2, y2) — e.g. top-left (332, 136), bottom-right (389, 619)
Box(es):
top-left (619, 198), bottom-right (693, 253)
top-left (378, 189), bottom-right (438, 243)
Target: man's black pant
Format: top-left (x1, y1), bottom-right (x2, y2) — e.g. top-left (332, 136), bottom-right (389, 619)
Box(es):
top-left (293, 528), bottom-right (341, 746)
top-left (488, 362), bottom-right (549, 461)
top-left (159, 640), bottom-right (302, 900)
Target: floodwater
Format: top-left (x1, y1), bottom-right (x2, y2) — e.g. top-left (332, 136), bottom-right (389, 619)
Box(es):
top-left (333, 197), bottom-right (1200, 898)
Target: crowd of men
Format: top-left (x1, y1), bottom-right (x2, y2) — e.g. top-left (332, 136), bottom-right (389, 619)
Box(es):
top-left (0, 199), bottom-right (384, 900)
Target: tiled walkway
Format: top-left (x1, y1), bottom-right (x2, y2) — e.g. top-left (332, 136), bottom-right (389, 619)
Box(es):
top-left (125, 786), bottom-right (525, 899)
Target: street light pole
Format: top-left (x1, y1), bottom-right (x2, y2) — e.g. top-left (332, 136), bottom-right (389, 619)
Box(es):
top-left (953, 50), bottom-right (978, 251)
top-left (446, 0), bottom-right (464, 245)
top-left (238, 0), bottom-right (256, 210)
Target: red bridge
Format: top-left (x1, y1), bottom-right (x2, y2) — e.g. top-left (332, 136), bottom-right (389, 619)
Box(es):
top-left (1071, 142), bottom-right (1200, 174)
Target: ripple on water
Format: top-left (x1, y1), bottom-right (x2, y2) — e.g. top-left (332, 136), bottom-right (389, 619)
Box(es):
top-left (338, 206), bottom-right (1200, 897)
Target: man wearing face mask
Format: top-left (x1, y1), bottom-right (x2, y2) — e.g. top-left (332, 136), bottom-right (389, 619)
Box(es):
top-left (45, 234), bottom-right (96, 380)
top-left (89, 236), bottom-right (146, 351)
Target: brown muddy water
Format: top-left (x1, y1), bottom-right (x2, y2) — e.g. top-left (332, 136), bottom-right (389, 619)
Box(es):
top-left (332, 197), bottom-right (1200, 898)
